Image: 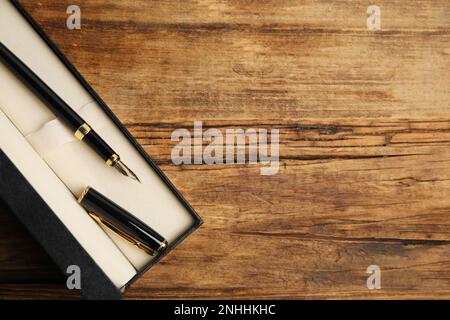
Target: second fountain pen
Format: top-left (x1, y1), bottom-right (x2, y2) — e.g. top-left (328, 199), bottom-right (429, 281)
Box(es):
top-left (0, 42), bottom-right (140, 182)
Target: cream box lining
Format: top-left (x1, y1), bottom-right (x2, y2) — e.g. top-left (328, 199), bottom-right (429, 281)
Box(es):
top-left (0, 0), bottom-right (195, 289)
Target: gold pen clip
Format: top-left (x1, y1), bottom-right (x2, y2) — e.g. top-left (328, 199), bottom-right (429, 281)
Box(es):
top-left (88, 212), bottom-right (161, 256)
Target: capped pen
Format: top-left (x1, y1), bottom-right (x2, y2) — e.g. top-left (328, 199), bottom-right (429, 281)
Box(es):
top-left (78, 186), bottom-right (168, 256)
top-left (0, 42), bottom-right (140, 182)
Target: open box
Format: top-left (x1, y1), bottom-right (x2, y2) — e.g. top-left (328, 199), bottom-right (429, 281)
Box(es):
top-left (0, 0), bottom-right (202, 299)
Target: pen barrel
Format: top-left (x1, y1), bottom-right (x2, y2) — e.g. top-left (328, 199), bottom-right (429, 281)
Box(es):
top-left (82, 130), bottom-right (116, 162)
top-left (0, 42), bottom-right (84, 130)
top-left (78, 187), bottom-right (167, 256)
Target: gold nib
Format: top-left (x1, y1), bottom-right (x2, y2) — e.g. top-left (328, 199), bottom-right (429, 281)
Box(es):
top-left (114, 159), bottom-right (141, 183)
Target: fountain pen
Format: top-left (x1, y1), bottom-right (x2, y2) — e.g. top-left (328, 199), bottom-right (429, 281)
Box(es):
top-left (0, 42), bottom-right (140, 182)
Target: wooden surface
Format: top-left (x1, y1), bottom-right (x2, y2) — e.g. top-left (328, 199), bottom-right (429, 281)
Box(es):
top-left (1, 0), bottom-right (450, 299)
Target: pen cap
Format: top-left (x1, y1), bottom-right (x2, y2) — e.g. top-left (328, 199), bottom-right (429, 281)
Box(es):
top-left (78, 187), bottom-right (167, 256)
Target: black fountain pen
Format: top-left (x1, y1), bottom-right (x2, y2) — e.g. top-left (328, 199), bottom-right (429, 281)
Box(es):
top-left (0, 42), bottom-right (140, 182)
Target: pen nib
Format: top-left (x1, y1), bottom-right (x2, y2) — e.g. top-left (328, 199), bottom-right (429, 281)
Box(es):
top-left (114, 160), bottom-right (141, 183)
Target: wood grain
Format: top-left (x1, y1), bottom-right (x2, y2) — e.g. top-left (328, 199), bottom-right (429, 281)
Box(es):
top-left (1, 0), bottom-right (449, 299)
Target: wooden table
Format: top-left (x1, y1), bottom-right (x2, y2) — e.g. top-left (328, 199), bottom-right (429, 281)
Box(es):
top-left (1, 0), bottom-right (449, 299)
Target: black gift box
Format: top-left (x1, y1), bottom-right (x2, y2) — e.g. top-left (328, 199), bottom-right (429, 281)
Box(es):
top-left (0, 0), bottom-right (202, 299)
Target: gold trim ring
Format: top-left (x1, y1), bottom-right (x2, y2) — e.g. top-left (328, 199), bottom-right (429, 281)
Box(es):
top-left (77, 186), bottom-right (92, 203)
top-left (106, 154), bottom-right (120, 167)
top-left (75, 123), bottom-right (92, 141)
